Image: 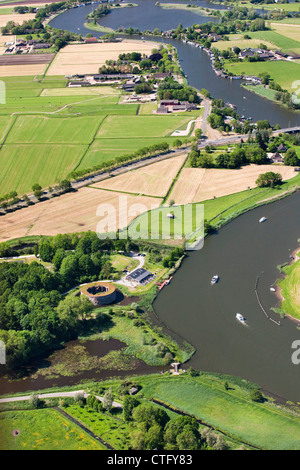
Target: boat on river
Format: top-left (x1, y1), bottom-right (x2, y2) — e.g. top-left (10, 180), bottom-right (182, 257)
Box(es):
top-left (259, 217), bottom-right (267, 223)
top-left (236, 313), bottom-right (246, 323)
top-left (211, 275), bottom-right (219, 285)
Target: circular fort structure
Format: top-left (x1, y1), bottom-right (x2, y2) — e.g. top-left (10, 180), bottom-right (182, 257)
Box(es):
top-left (81, 281), bottom-right (116, 306)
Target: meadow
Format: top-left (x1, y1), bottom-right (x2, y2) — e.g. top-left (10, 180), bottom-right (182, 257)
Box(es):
top-left (224, 60), bottom-right (300, 92)
top-left (0, 408), bottom-right (106, 450)
top-left (138, 375), bottom-right (300, 450)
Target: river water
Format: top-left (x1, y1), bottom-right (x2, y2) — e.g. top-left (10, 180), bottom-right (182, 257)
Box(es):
top-left (154, 192), bottom-right (300, 402)
top-left (20, 1), bottom-right (298, 401)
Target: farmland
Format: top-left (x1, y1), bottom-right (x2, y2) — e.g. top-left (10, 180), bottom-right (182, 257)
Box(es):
top-left (0, 71), bottom-right (198, 198)
top-left (92, 154), bottom-right (187, 198)
top-left (167, 164), bottom-right (296, 205)
top-left (46, 40), bottom-right (161, 76)
top-left (0, 187), bottom-right (162, 242)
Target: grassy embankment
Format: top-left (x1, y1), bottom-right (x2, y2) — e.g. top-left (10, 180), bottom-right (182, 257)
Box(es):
top-left (1, 373), bottom-right (300, 450)
top-left (277, 251), bottom-right (300, 320)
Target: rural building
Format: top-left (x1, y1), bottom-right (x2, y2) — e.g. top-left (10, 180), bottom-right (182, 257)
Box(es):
top-left (153, 72), bottom-right (170, 80)
top-left (126, 267), bottom-right (154, 285)
top-left (240, 48), bottom-right (274, 60)
top-left (156, 105), bottom-right (169, 114)
top-left (85, 37), bottom-right (98, 43)
top-left (277, 143), bottom-right (287, 153)
top-left (157, 99), bottom-right (197, 113)
top-left (33, 43), bottom-right (50, 50)
top-left (267, 152), bottom-right (284, 164)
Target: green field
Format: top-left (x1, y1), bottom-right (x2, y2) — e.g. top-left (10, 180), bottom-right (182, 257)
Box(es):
top-left (97, 115), bottom-right (194, 139)
top-left (6, 115), bottom-right (104, 144)
top-left (0, 408), bottom-right (105, 450)
top-left (222, 0), bottom-right (300, 12)
top-left (242, 84), bottom-right (278, 101)
top-left (249, 30), bottom-right (300, 53)
top-left (137, 375), bottom-right (300, 450)
top-left (0, 144), bottom-right (87, 196)
top-left (224, 59), bottom-right (300, 92)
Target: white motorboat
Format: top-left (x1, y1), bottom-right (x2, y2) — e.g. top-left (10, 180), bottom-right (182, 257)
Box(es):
top-left (270, 287), bottom-right (276, 292)
top-left (211, 275), bottom-right (219, 285)
top-left (236, 313), bottom-right (246, 323)
top-left (259, 217), bottom-right (267, 223)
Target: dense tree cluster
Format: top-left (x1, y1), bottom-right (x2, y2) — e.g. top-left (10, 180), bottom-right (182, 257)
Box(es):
top-left (188, 142), bottom-right (268, 170)
top-left (0, 260), bottom-right (94, 368)
top-left (256, 171), bottom-right (283, 188)
top-left (157, 78), bottom-right (200, 104)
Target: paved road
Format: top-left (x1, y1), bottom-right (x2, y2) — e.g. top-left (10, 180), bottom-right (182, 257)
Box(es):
top-left (0, 390), bottom-right (123, 408)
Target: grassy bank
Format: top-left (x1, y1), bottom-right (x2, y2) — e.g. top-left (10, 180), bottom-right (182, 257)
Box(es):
top-left (2, 373), bottom-right (300, 450)
top-left (277, 251), bottom-right (300, 320)
top-left (157, 2), bottom-right (219, 16)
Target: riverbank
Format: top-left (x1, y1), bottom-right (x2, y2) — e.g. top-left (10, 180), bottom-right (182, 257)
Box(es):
top-left (275, 246), bottom-right (300, 322)
top-left (1, 372), bottom-right (300, 450)
top-left (156, 2), bottom-right (221, 17)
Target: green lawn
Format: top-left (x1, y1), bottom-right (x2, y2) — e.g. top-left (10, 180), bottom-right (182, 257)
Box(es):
top-left (0, 408), bottom-right (105, 450)
top-left (242, 84), bottom-right (278, 101)
top-left (137, 375), bottom-right (300, 450)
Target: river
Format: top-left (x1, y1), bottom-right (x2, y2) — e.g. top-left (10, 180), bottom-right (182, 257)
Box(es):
top-left (154, 192), bottom-right (300, 402)
top-left (49, 0), bottom-right (300, 126)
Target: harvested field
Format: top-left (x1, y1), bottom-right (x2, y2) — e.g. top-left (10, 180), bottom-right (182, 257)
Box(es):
top-left (0, 12), bottom-right (35, 27)
top-left (93, 154), bottom-right (187, 197)
top-left (46, 40), bottom-right (161, 76)
top-left (270, 22), bottom-right (300, 42)
top-left (0, 54), bottom-right (55, 66)
top-left (0, 188), bottom-right (162, 242)
top-left (0, 0), bottom-right (64, 5)
top-left (0, 63), bottom-right (47, 76)
top-left (168, 164), bottom-right (297, 204)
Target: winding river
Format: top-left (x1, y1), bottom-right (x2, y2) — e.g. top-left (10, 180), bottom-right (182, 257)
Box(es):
top-left (50, 0), bottom-right (300, 126)
top-left (13, 0), bottom-right (297, 401)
